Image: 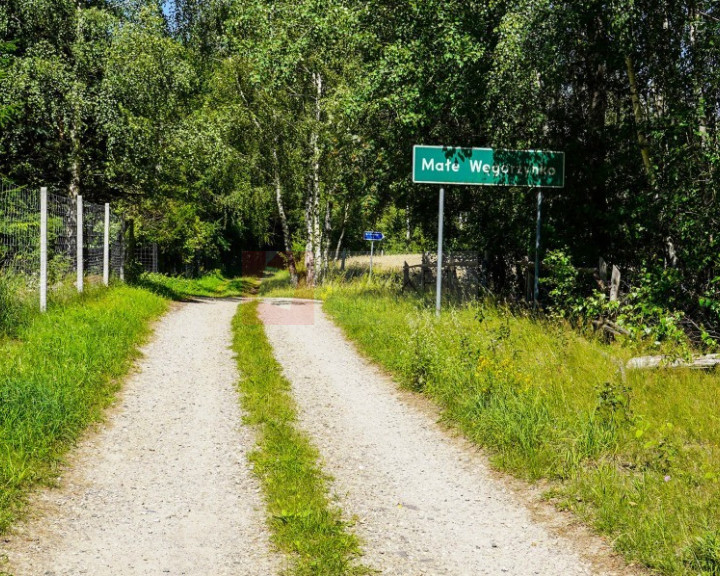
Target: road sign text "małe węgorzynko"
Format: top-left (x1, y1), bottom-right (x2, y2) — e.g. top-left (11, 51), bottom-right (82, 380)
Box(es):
top-left (413, 146), bottom-right (564, 188)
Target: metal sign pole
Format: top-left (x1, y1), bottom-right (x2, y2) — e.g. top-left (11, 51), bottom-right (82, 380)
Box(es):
top-left (436, 186), bottom-right (445, 316)
top-left (412, 145), bottom-right (564, 312)
top-left (534, 189), bottom-right (542, 308)
top-left (370, 240), bottom-right (374, 277)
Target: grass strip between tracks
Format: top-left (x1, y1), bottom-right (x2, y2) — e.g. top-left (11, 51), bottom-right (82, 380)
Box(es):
top-left (0, 284), bottom-right (167, 534)
top-left (232, 300), bottom-right (371, 576)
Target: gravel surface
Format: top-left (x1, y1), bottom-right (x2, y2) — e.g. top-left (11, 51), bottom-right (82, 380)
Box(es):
top-left (258, 299), bottom-right (623, 576)
top-left (2, 299), bottom-right (279, 576)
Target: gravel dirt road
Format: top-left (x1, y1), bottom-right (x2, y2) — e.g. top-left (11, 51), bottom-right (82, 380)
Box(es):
top-left (2, 299), bottom-right (278, 576)
top-left (258, 299), bottom-right (633, 576)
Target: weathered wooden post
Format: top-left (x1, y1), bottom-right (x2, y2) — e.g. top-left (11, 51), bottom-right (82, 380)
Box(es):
top-left (598, 257), bottom-right (608, 284)
top-left (610, 265), bottom-right (621, 301)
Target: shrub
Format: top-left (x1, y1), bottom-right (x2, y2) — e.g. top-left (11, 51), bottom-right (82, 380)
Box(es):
top-left (541, 249), bottom-right (580, 317)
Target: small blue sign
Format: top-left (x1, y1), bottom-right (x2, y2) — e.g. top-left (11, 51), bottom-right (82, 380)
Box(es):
top-left (363, 231), bottom-right (384, 241)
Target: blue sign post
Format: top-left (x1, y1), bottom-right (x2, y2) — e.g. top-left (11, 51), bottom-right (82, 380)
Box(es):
top-left (363, 231), bottom-right (384, 276)
top-left (363, 231), bottom-right (384, 241)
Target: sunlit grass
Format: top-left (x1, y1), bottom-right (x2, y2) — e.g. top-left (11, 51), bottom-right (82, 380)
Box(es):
top-left (0, 284), bottom-right (166, 532)
top-left (232, 301), bottom-right (371, 576)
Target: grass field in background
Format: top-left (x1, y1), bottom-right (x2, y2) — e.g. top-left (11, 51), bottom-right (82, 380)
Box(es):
top-left (232, 301), bottom-right (370, 576)
top-left (259, 269), bottom-right (720, 576)
top-left (0, 285), bottom-right (166, 532)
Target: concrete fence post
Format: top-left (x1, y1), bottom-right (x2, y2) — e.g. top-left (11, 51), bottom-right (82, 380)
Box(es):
top-left (103, 203), bottom-right (110, 286)
top-left (40, 187), bottom-right (48, 312)
top-left (119, 219), bottom-right (125, 282)
top-left (77, 195), bottom-right (83, 293)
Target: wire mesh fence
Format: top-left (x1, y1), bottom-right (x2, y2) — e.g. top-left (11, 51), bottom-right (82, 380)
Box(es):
top-left (1, 183), bottom-right (125, 301)
top-left (47, 188), bottom-right (77, 283)
top-left (0, 182), bottom-right (41, 279)
top-left (135, 244), bottom-right (158, 274)
top-left (110, 215), bottom-right (124, 279)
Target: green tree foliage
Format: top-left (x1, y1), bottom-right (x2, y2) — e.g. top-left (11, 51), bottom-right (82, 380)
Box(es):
top-left (2, 0), bottom-right (720, 319)
top-left (354, 0), bottom-right (720, 321)
top-left (0, 41), bottom-right (15, 128)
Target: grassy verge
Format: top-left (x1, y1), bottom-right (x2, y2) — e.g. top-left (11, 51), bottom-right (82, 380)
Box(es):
top-left (136, 270), bottom-right (258, 300)
top-left (0, 284), bottom-right (166, 532)
top-left (232, 300), bottom-right (370, 576)
top-left (0, 273), bottom-right (36, 338)
top-left (259, 269), bottom-right (719, 576)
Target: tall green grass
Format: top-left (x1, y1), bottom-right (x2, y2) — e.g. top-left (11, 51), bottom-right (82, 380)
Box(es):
top-left (0, 272), bottom-right (37, 337)
top-left (0, 284), bottom-right (166, 531)
top-left (232, 301), bottom-right (370, 576)
top-left (312, 278), bottom-right (720, 576)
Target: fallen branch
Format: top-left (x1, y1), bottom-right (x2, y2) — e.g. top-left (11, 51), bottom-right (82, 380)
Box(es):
top-left (626, 354), bottom-right (720, 370)
top-left (592, 319), bottom-right (630, 337)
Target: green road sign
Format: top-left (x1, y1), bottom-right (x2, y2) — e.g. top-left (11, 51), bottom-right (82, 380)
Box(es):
top-left (413, 145), bottom-right (565, 188)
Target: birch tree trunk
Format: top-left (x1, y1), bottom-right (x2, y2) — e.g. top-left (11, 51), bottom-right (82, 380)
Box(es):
top-left (69, 0), bottom-right (83, 199)
top-left (304, 70), bottom-right (324, 286)
top-left (321, 199), bottom-right (333, 279)
top-left (334, 201), bottom-right (349, 261)
top-left (66, 1), bottom-right (82, 266)
top-left (304, 179), bottom-right (316, 286)
top-left (689, 3), bottom-right (709, 149)
top-left (273, 143), bottom-right (298, 286)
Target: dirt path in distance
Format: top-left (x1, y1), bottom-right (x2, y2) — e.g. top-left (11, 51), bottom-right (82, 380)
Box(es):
top-left (2, 299), bottom-right (279, 576)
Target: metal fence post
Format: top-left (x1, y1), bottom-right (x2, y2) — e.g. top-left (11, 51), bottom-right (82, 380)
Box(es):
top-left (40, 187), bottom-right (47, 312)
top-left (103, 203), bottom-right (110, 286)
top-left (119, 219), bottom-right (125, 282)
top-left (77, 195), bottom-right (83, 293)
